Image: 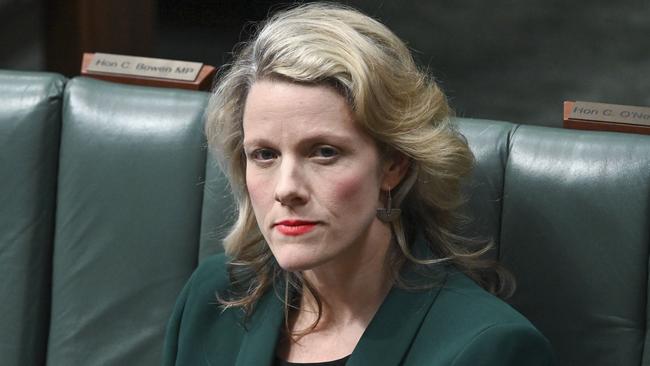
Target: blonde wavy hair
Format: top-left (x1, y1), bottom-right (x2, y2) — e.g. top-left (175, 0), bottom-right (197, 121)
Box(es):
top-left (205, 2), bottom-right (512, 323)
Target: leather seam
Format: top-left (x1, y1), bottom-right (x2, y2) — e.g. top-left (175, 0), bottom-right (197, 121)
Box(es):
top-left (497, 123), bottom-right (521, 261)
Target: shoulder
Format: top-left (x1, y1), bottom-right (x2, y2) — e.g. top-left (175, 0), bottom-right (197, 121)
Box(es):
top-left (185, 252), bottom-right (231, 297)
top-left (168, 252), bottom-right (233, 327)
top-left (449, 321), bottom-right (555, 366)
top-left (408, 270), bottom-right (556, 365)
top-left (437, 270), bottom-right (530, 326)
top-left (162, 253), bottom-right (244, 366)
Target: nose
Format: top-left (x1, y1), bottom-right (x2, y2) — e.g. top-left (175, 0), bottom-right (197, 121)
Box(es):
top-left (274, 157), bottom-right (308, 207)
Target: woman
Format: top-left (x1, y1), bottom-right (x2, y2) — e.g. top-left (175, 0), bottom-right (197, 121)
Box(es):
top-left (163, 3), bottom-right (555, 365)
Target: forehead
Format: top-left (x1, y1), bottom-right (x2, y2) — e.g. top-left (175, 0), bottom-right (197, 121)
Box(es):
top-left (242, 80), bottom-right (367, 144)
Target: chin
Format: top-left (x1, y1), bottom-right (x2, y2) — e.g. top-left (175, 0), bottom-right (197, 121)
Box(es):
top-left (274, 256), bottom-right (320, 272)
top-left (275, 262), bottom-right (311, 272)
top-left (271, 248), bottom-right (331, 273)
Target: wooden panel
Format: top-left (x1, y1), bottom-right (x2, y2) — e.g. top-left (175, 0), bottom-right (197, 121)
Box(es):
top-left (45, 0), bottom-right (154, 77)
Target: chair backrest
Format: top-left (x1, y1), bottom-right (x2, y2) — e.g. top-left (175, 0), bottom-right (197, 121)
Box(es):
top-left (2, 71), bottom-right (649, 366)
top-left (0, 70), bottom-right (66, 366)
top-left (457, 119), bottom-right (650, 366)
top-left (46, 77), bottom-right (210, 366)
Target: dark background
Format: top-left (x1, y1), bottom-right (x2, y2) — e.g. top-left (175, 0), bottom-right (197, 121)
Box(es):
top-left (2, 0), bottom-right (649, 127)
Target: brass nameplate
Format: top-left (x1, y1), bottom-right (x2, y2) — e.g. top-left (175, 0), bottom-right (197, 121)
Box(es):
top-left (87, 53), bottom-right (203, 82)
top-left (569, 101), bottom-right (650, 127)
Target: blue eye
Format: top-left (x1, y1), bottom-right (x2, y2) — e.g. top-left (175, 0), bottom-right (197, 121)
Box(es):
top-left (313, 146), bottom-right (339, 158)
top-left (251, 149), bottom-right (277, 161)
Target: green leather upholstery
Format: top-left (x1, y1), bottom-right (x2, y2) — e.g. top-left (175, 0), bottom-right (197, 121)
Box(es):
top-left (199, 153), bottom-right (234, 260)
top-left (456, 119), bottom-right (516, 259)
top-left (1, 70), bottom-right (649, 366)
top-left (458, 121), bottom-right (650, 365)
top-left (498, 126), bottom-right (650, 365)
top-left (46, 78), bottom-right (208, 366)
top-left (0, 70), bottom-right (66, 366)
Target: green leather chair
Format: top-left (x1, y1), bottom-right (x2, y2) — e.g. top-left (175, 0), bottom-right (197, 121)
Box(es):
top-left (0, 70), bottom-right (66, 366)
top-left (47, 77), bottom-right (209, 365)
top-left (458, 120), bottom-right (650, 365)
top-left (1, 70), bottom-right (649, 366)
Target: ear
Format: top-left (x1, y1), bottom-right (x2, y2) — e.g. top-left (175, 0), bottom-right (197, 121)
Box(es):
top-left (381, 152), bottom-right (410, 190)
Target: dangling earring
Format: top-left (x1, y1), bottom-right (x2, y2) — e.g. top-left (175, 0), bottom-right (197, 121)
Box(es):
top-left (376, 187), bottom-right (401, 223)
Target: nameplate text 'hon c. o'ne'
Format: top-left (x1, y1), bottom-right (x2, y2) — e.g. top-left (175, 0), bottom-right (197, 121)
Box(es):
top-left (570, 101), bottom-right (650, 127)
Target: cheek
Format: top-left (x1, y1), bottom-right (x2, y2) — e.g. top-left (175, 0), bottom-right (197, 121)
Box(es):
top-left (246, 170), bottom-right (273, 212)
top-left (328, 172), bottom-right (379, 212)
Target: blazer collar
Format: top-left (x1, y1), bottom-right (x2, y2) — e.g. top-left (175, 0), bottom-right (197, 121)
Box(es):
top-left (234, 286), bottom-right (284, 366)
top-left (349, 233), bottom-right (448, 365)
top-left (232, 273), bottom-right (447, 366)
top-left (347, 272), bottom-right (447, 366)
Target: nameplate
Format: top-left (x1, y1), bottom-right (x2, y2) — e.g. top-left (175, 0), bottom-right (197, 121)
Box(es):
top-left (569, 101), bottom-right (650, 127)
top-left (87, 53), bottom-right (202, 82)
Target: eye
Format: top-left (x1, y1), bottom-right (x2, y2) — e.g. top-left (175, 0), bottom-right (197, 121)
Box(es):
top-left (250, 148), bottom-right (277, 161)
top-left (312, 146), bottom-right (339, 159)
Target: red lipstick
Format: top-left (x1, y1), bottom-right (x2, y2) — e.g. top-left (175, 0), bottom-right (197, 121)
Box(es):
top-left (274, 220), bottom-right (317, 236)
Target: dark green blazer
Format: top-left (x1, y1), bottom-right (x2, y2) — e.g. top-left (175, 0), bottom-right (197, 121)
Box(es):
top-left (163, 254), bottom-right (555, 365)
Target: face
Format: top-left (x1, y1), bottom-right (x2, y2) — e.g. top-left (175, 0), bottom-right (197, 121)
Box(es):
top-left (242, 80), bottom-right (398, 273)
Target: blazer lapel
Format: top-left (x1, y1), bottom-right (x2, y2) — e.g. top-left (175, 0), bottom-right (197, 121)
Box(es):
top-left (347, 271), bottom-right (448, 366)
top-left (232, 233), bottom-right (444, 366)
top-left (234, 288), bottom-right (284, 366)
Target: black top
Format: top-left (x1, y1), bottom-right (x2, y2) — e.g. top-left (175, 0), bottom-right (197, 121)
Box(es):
top-left (274, 355), bottom-right (351, 366)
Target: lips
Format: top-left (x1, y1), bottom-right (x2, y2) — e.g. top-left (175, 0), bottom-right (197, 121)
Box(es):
top-left (274, 220), bottom-right (318, 236)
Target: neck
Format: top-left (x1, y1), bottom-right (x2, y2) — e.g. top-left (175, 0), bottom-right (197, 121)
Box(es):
top-left (293, 222), bottom-right (394, 331)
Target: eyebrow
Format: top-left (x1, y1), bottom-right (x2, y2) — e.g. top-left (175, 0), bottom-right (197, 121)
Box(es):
top-left (242, 132), bottom-right (360, 149)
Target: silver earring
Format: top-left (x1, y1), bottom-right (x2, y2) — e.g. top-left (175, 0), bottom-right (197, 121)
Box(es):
top-left (376, 188), bottom-right (401, 223)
